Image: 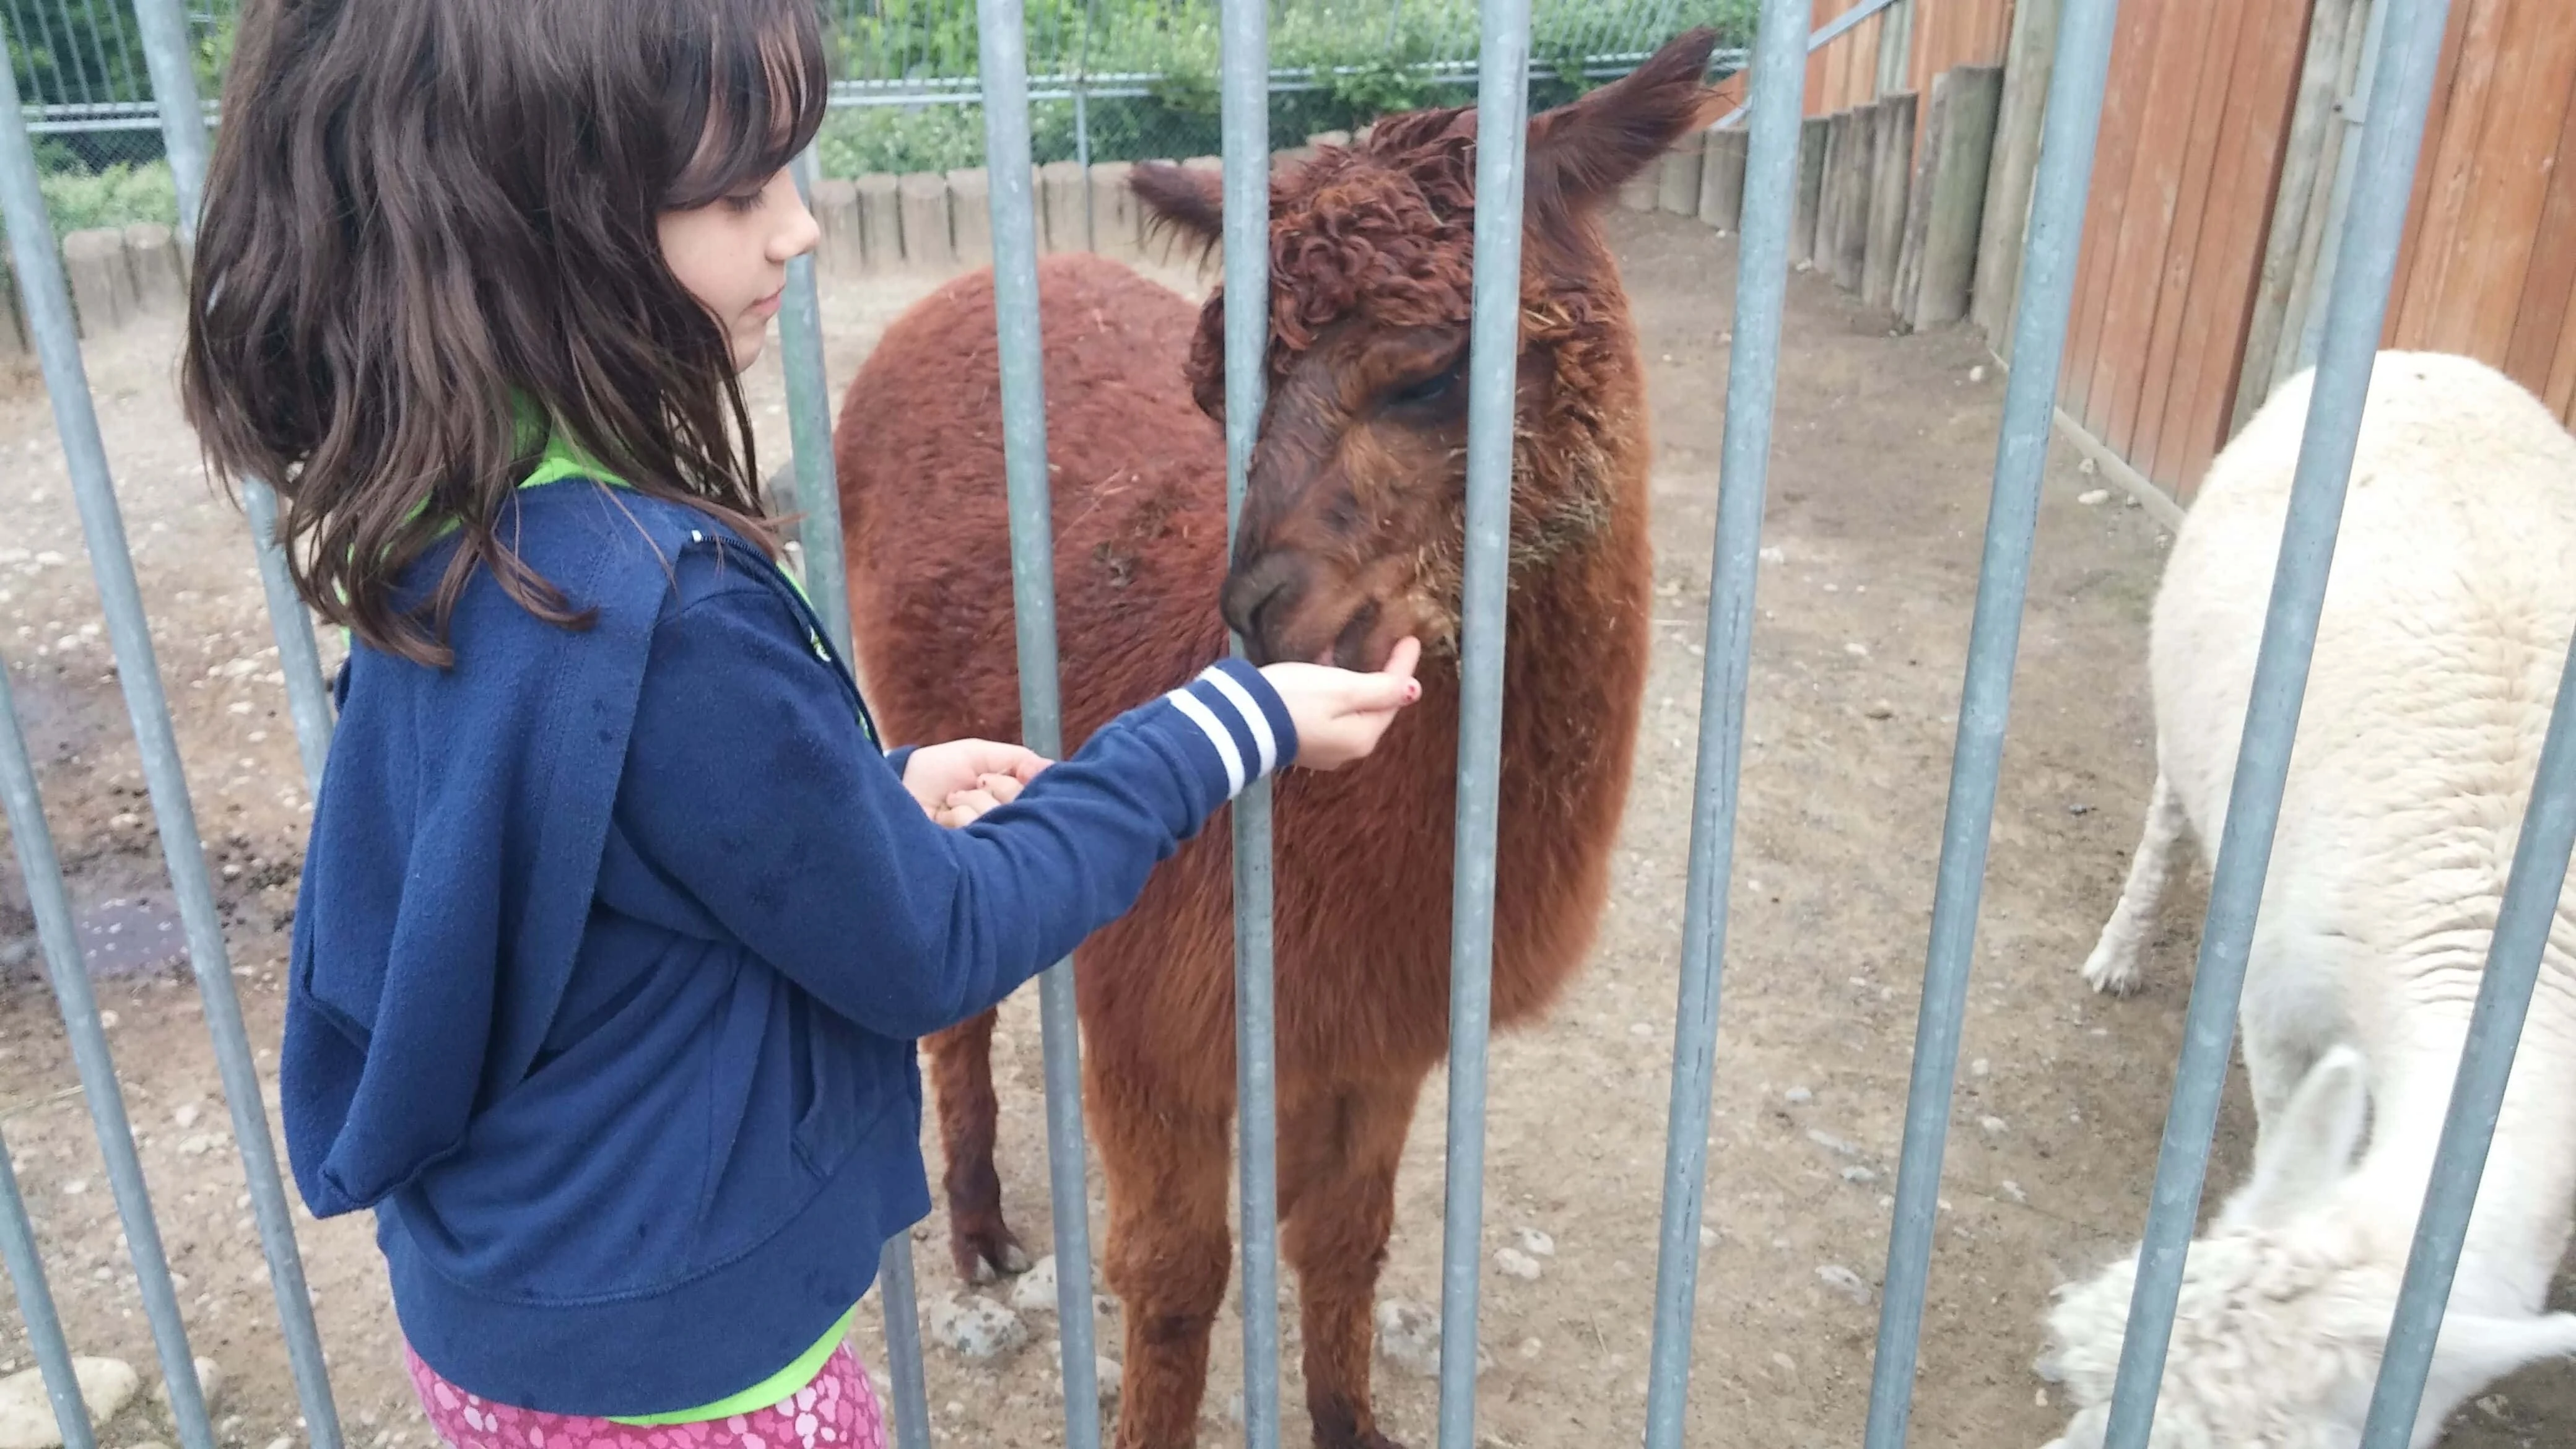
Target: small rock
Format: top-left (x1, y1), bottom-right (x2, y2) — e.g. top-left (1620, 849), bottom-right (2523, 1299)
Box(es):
top-left (1968, 365), bottom-right (1987, 383)
top-left (1494, 1248), bottom-right (1543, 1281)
top-left (2077, 488), bottom-right (2111, 506)
top-left (265, 1437), bottom-right (292, 1449)
top-left (1795, 259), bottom-right (1814, 273)
top-left (1373, 1299), bottom-right (1486, 1380)
top-left (1758, 545), bottom-right (1785, 564)
top-left (1698, 1226), bottom-right (1718, 1249)
top-left (0, 1360), bottom-right (139, 1449)
top-left (1010, 1256), bottom-right (1060, 1315)
top-left (153, 1358), bottom-right (222, 1414)
top-left (1771, 1352), bottom-right (1796, 1374)
top-left (927, 1293), bottom-right (1029, 1362)
top-left (1843, 641), bottom-right (1870, 658)
top-left (1516, 1228), bottom-right (1556, 1258)
top-left (171, 1105), bottom-right (199, 1131)
top-left (2001, 1180), bottom-right (2027, 1204)
top-left (59, 1180), bottom-right (86, 1197)
top-left (1806, 1128), bottom-right (1860, 1157)
top-left (2078, 456), bottom-right (2099, 476)
top-left (1980, 1116), bottom-right (2008, 1136)
top-left (1863, 701), bottom-right (1894, 721)
top-left (1815, 1264), bottom-right (1871, 1303)
top-left (1782, 1087), bottom-right (1812, 1105)
top-left (1048, 1347), bottom-right (1120, 1404)
top-left (1841, 1165), bottom-right (1878, 1184)
top-left (1970, 1058), bottom-right (1991, 1078)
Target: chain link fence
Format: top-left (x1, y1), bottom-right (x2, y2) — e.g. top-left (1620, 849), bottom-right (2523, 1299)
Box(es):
top-left (0, 1), bottom-right (1751, 240)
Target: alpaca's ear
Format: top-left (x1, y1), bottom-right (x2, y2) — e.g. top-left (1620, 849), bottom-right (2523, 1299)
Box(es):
top-left (2219, 1044), bottom-right (2369, 1230)
top-left (1526, 27), bottom-right (1723, 219)
top-left (1130, 162), bottom-right (1224, 254)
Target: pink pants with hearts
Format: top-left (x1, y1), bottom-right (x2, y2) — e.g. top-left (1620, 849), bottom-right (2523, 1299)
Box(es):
top-left (405, 1343), bottom-right (887, 1449)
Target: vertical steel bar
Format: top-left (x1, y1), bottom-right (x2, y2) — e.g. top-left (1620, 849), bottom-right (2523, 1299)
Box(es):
top-left (780, 147), bottom-right (851, 660)
top-left (2100, 3), bottom-right (2453, 1445)
top-left (0, 1121), bottom-right (95, 1449)
top-left (1857, 1), bottom-right (2126, 1445)
top-left (0, 657), bottom-right (215, 1449)
top-left (1436, 1), bottom-right (1531, 1446)
top-left (2294, 0), bottom-right (2391, 376)
top-left (1217, 1), bottom-right (1279, 1445)
top-left (131, 0), bottom-right (335, 796)
top-left (125, 0), bottom-right (204, 241)
top-left (1638, 1), bottom-right (1809, 1444)
top-left (2359, 648), bottom-right (2576, 1447)
top-left (875, 1234), bottom-right (935, 1449)
top-left (776, 138), bottom-right (921, 1444)
top-left (975, 4), bottom-right (1104, 1447)
top-left (0, 28), bottom-right (345, 1449)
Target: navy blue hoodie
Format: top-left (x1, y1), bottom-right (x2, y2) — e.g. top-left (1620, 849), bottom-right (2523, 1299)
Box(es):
top-left (281, 479), bottom-right (1294, 1416)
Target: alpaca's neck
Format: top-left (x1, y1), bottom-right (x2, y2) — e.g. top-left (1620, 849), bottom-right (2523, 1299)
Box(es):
top-left (2352, 961), bottom-right (2576, 1315)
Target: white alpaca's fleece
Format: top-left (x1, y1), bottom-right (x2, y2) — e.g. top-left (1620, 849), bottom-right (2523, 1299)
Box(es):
top-left (2039, 352), bottom-right (2576, 1449)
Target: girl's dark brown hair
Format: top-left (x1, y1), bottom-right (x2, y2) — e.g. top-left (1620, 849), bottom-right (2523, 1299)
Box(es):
top-left (182, 0), bottom-right (827, 666)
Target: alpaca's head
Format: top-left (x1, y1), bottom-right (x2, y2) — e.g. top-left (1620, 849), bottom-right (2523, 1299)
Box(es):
top-left (1128, 28), bottom-right (1720, 669)
top-left (2034, 1046), bottom-right (2576, 1449)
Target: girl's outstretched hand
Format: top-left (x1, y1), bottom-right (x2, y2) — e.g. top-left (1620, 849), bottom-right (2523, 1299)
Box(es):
top-left (902, 739), bottom-right (1050, 819)
top-left (1262, 636), bottom-right (1423, 772)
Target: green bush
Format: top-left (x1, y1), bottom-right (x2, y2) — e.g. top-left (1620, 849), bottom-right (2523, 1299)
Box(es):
top-left (820, 0), bottom-right (1758, 177)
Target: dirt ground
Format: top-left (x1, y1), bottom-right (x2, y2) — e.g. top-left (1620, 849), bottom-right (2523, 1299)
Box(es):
top-left (0, 208), bottom-right (2568, 1449)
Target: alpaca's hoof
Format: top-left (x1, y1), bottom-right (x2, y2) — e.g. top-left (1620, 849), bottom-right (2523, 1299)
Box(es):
top-left (951, 1219), bottom-right (1033, 1284)
top-left (1318, 1431), bottom-right (1406, 1449)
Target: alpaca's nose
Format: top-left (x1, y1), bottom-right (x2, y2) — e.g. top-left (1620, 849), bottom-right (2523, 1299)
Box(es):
top-left (1219, 552), bottom-right (1305, 665)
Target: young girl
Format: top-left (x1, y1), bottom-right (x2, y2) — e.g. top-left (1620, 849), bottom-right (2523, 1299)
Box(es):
top-left (180, 1), bottom-right (1420, 1443)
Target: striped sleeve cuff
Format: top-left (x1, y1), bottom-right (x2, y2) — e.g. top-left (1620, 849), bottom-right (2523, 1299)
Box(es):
top-left (1158, 657), bottom-right (1298, 801)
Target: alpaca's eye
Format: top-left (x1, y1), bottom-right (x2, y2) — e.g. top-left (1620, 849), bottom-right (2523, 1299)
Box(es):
top-left (1388, 360), bottom-right (1464, 409)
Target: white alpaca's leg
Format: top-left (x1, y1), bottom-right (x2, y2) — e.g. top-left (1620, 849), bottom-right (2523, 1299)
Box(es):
top-left (2081, 768), bottom-right (2185, 996)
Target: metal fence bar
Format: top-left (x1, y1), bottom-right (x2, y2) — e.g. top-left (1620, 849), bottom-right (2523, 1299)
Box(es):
top-left (1638, 1), bottom-right (1808, 1443)
top-left (1217, 0), bottom-right (1282, 1445)
top-left (1712, 0), bottom-right (1906, 129)
top-left (2359, 655), bottom-right (2576, 1445)
top-left (974, 4), bottom-right (1105, 1447)
top-left (0, 1118), bottom-right (94, 1449)
top-left (130, 0), bottom-right (336, 796)
top-left (1436, 1), bottom-right (1532, 1445)
top-left (125, 0), bottom-right (202, 232)
top-left (2098, 1), bottom-right (2453, 1444)
top-left (780, 147), bottom-right (852, 660)
top-left (775, 135), bottom-right (923, 1447)
top-left (875, 1229), bottom-right (934, 1449)
top-left (0, 659), bottom-right (215, 1449)
top-left (0, 28), bottom-right (346, 1449)
top-left (1858, 0), bottom-right (2126, 1444)
top-left (2293, 0), bottom-right (2391, 377)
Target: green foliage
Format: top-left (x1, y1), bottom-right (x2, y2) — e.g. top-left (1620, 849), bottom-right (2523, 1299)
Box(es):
top-left (818, 0), bottom-right (1757, 175)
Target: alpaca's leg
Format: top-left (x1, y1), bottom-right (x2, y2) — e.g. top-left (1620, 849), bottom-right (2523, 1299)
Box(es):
top-left (2081, 768), bottom-right (2186, 996)
top-left (926, 1010), bottom-right (1030, 1284)
top-left (1279, 1076), bottom-right (1424, 1449)
top-left (1094, 1060), bottom-right (1232, 1449)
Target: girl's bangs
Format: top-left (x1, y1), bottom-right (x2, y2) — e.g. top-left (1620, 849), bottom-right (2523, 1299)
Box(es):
top-left (668, 2), bottom-right (829, 209)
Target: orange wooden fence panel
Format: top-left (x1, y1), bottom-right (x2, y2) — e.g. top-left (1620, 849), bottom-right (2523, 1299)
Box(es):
top-left (2058, 0), bottom-right (2312, 500)
top-left (2381, 0), bottom-right (2576, 426)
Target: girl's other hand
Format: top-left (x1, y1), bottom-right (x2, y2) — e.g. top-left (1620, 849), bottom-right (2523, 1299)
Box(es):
top-left (1262, 636), bottom-right (1423, 772)
top-left (936, 772), bottom-right (1025, 829)
top-left (903, 739), bottom-right (1050, 818)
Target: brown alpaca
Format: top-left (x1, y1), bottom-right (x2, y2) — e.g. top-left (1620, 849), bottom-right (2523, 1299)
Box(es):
top-left (832, 30), bottom-right (1718, 1449)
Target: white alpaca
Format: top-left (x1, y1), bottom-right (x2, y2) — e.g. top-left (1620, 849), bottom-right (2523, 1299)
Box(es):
top-left (2039, 351), bottom-right (2576, 1449)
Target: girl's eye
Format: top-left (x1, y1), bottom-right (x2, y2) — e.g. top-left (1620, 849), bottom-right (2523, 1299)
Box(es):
top-left (723, 191), bottom-right (766, 215)
top-left (1387, 359), bottom-right (1464, 409)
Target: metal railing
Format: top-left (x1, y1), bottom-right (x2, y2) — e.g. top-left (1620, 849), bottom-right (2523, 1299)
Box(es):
top-left (0, 3), bottom-right (2563, 1449)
